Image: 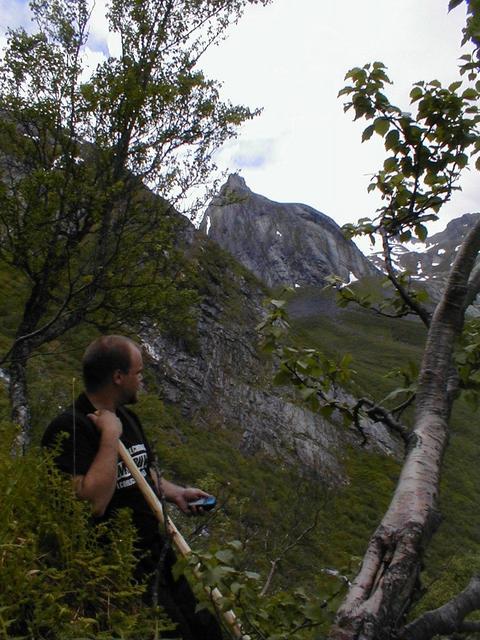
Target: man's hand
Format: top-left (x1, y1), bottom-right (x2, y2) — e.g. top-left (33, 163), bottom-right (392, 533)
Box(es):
top-left (161, 480), bottom-right (210, 515)
top-left (87, 409), bottom-right (122, 440)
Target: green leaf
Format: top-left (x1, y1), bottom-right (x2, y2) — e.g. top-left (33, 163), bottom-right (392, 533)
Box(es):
top-left (410, 86), bottom-right (423, 102)
top-left (215, 549), bottom-right (234, 564)
top-left (227, 540), bottom-right (243, 551)
top-left (456, 153), bottom-right (468, 168)
top-left (270, 299), bottom-right (286, 309)
top-left (448, 80), bottom-right (462, 92)
top-left (462, 88), bottom-right (478, 100)
top-left (424, 172), bottom-right (438, 186)
top-left (273, 369), bottom-right (293, 385)
top-left (341, 353), bottom-right (353, 368)
top-left (297, 359), bottom-right (309, 371)
top-left (415, 224), bottom-right (428, 242)
top-left (383, 157), bottom-right (397, 172)
top-left (338, 86), bottom-right (354, 97)
top-left (448, 0), bottom-right (464, 9)
top-left (362, 124), bottom-right (375, 142)
top-left (349, 67), bottom-right (367, 82)
top-left (385, 129), bottom-right (400, 151)
top-left (204, 565), bottom-right (236, 585)
top-left (476, 156), bottom-right (480, 171)
top-left (230, 582), bottom-right (243, 595)
top-left (414, 289), bottom-right (430, 303)
top-left (320, 405), bottom-right (334, 419)
top-left (300, 387), bottom-right (317, 401)
top-left (244, 571), bottom-right (261, 581)
top-left (374, 117), bottom-right (390, 136)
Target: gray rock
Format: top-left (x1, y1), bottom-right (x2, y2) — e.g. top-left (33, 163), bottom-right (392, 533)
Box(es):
top-left (141, 245), bottom-right (401, 485)
top-left (370, 211), bottom-right (480, 311)
top-left (199, 174), bottom-right (377, 289)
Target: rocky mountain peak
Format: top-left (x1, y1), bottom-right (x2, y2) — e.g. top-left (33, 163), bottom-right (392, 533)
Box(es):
top-left (200, 174), bottom-right (376, 289)
top-left (222, 172), bottom-right (251, 193)
top-left (372, 212), bottom-right (480, 284)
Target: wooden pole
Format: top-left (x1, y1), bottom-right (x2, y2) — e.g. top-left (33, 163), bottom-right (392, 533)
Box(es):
top-left (117, 441), bottom-right (247, 639)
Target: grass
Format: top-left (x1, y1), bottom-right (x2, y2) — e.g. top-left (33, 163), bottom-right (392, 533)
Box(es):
top-left (287, 286), bottom-right (426, 402)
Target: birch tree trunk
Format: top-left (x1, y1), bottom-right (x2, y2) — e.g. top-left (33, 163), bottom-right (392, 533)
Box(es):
top-left (329, 220), bottom-right (480, 640)
top-left (8, 341), bottom-right (32, 454)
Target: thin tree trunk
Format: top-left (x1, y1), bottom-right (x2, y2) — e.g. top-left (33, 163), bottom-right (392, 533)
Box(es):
top-left (329, 220), bottom-right (480, 640)
top-left (8, 342), bottom-right (31, 455)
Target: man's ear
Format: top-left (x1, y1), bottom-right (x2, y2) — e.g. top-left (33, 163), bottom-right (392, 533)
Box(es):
top-left (112, 369), bottom-right (124, 386)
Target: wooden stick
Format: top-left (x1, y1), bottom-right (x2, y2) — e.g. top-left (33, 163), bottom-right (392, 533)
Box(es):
top-left (117, 441), bottom-right (247, 639)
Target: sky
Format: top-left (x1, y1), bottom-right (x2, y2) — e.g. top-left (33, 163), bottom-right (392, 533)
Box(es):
top-left (1, 0), bottom-right (478, 251)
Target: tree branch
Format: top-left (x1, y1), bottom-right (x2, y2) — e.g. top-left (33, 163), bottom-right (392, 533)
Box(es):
top-left (353, 397), bottom-right (412, 448)
top-left (464, 261), bottom-right (480, 309)
top-left (381, 229), bottom-right (432, 327)
top-left (402, 575), bottom-right (480, 640)
top-left (260, 512), bottom-right (319, 597)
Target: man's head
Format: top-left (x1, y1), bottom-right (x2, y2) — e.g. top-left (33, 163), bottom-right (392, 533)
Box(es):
top-left (82, 335), bottom-right (144, 404)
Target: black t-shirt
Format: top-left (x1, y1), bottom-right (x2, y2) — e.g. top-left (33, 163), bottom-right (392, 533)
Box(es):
top-left (42, 393), bottom-right (160, 548)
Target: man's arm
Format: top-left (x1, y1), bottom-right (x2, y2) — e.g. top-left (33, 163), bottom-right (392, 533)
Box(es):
top-left (74, 410), bottom-right (122, 517)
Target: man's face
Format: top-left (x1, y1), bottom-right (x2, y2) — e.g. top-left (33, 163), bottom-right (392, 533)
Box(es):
top-left (117, 346), bottom-right (144, 405)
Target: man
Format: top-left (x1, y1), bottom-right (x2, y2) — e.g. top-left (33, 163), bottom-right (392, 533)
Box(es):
top-left (42, 335), bottom-right (223, 640)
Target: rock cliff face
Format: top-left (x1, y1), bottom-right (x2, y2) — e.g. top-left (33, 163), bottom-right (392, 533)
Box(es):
top-left (395, 212), bottom-right (480, 279)
top-left (199, 174), bottom-right (377, 289)
top-left (142, 233), bottom-right (399, 485)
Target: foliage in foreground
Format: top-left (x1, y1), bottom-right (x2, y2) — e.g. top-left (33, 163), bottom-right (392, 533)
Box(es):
top-left (256, 0), bottom-right (480, 633)
top-left (177, 536), bottom-right (352, 640)
top-left (0, 422), bottom-right (172, 639)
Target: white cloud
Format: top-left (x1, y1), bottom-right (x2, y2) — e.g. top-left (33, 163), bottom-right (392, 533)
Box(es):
top-left (0, 0), bottom-right (31, 32)
top-left (200, 0), bottom-right (474, 235)
top-left (82, 46), bottom-right (107, 79)
top-left (218, 137), bottom-right (275, 170)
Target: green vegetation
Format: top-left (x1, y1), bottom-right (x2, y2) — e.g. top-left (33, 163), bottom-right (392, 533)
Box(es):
top-left (1, 0), bottom-right (480, 634)
top-left (294, 298), bottom-right (479, 564)
top-left (0, 422), bottom-right (173, 639)
top-left (292, 294), bottom-right (480, 607)
top-left (1, 259), bottom-right (480, 637)
top-left (287, 286), bottom-right (426, 401)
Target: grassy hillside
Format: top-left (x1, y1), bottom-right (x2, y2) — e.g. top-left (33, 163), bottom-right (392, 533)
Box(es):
top-left (1, 257), bottom-right (479, 632)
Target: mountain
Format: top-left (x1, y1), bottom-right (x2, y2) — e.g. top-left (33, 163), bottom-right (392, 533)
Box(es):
top-left (370, 212), bottom-right (480, 308)
top-left (199, 174), bottom-right (377, 289)
top-left (393, 212), bottom-right (480, 278)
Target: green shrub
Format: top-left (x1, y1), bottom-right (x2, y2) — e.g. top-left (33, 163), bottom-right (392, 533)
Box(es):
top-left (177, 540), bottom-right (343, 640)
top-left (0, 422), bottom-right (171, 639)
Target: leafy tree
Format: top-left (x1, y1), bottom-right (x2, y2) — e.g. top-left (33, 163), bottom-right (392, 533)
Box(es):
top-left (260, 2), bottom-right (480, 638)
top-left (0, 0), bottom-right (269, 451)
